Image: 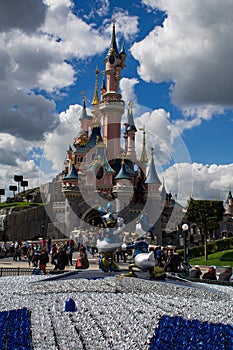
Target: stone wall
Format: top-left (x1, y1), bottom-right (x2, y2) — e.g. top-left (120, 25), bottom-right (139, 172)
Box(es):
top-left (3, 206), bottom-right (58, 241)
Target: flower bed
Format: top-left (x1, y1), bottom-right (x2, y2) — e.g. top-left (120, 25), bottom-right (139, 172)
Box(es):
top-left (149, 315), bottom-right (233, 350)
top-left (0, 308), bottom-right (32, 350)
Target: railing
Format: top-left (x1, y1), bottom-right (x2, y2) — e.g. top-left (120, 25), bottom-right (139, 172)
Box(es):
top-left (0, 267), bottom-right (66, 277)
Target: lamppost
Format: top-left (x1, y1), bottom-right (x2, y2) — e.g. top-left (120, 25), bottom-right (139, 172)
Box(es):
top-left (182, 223), bottom-right (189, 264)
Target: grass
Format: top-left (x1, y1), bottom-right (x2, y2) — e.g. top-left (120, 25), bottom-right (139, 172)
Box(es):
top-left (189, 249), bottom-right (233, 267)
top-left (0, 202), bottom-right (44, 209)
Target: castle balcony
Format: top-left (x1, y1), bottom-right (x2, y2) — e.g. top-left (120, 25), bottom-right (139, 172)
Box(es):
top-left (62, 184), bottom-right (80, 195)
top-left (99, 99), bottom-right (125, 113)
top-left (100, 92), bottom-right (123, 103)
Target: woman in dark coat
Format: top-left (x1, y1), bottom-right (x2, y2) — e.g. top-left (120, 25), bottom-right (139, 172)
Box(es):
top-left (54, 247), bottom-right (68, 270)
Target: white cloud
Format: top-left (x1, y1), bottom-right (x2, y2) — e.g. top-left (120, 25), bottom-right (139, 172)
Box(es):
top-left (164, 162), bottom-right (233, 206)
top-left (0, 0), bottom-right (47, 33)
top-left (41, 104), bottom-right (83, 174)
top-left (134, 0), bottom-right (233, 116)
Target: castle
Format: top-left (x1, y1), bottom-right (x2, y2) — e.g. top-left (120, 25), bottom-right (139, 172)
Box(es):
top-left (60, 21), bottom-right (184, 245)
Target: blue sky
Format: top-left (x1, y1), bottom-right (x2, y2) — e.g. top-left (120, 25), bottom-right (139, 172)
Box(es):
top-left (0, 0), bottom-right (233, 206)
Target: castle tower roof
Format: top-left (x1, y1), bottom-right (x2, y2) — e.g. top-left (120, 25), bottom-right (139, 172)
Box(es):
top-left (226, 190), bottom-right (233, 204)
top-left (126, 101), bottom-right (137, 132)
top-left (63, 163), bottom-right (78, 180)
top-left (80, 93), bottom-right (92, 121)
top-left (145, 148), bottom-right (161, 185)
top-left (161, 179), bottom-right (167, 201)
top-left (87, 139), bottom-right (115, 174)
top-left (120, 41), bottom-right (126, 56)
top-left (106, 19), bottom-right (120, 59)
top-left (115, 159), bottom-right (131, 180)
top-left (85, 126), bottom-right (103, 149)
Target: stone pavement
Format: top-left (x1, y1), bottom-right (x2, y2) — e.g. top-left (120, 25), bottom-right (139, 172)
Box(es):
top-left (0, 251), bottom-right (222, 276)
top-left (0, 251), bottom-right (128, 272)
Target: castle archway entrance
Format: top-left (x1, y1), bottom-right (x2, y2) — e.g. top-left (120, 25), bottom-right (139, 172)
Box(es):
top-left (83, 208), bottom-right (104, 227)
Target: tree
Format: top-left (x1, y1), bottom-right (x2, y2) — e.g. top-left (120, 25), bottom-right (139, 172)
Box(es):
top-left (186, 199), bottom-right (225, 262)
top-left (26, 194), bottom-right (33, 202)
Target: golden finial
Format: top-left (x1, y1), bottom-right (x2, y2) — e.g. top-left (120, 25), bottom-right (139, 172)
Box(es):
top-left (81, 92), bottom-right (86, 101)
top-left (128, 100), bottom-right (133, 113)
top-left (92, 66), bottom-right (99, 105)
top-left (121, 151), bottom-right (126, 165)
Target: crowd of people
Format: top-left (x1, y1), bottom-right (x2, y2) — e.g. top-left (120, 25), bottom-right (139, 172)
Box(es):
top-left (0, 238), bottom-right (86, 274)
top-left (1, 235), bottom-right (233, 281)
top-left (189, 264), bottom-right (233, 282)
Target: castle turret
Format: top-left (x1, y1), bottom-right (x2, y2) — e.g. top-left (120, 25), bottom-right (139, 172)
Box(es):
top-left (100, 19), bottom-right (125, 160)
top-left (113, 158), bottom-right (134, 213)
top-left (73, 93), bottom-right (92, 149)
top-left (225, 190), bottom-right (233, 216)
top-left (144, 148), bottom-right (162, 244)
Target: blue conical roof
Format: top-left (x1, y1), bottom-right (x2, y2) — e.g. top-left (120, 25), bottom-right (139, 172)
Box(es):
top-left (106, 20), bottom-right (120, 59)
top-left (85, 126), bottom-right (103, 148)
top-left (79, 99), bottom-right (92, 121)
top-left (115, 160), bottom-right (131, 180)
top-left (145, 152), bottom-right (161, 185)
top-left (63, 163), bottom-right (78, 179)
top-left (126, 105), bottom-right (137, 132)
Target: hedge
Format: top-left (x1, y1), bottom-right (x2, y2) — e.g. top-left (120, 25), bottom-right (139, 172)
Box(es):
top-left (177, 237), bottom-right (233, 258)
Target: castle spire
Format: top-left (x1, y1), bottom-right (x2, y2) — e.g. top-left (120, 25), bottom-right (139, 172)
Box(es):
top-left (80, 92), bottom-right (88, 120)
top-left (126, 101), bottom-right (137, 160)
top-left (106, 18), bottom-right (119, 59)
top-left (92, 67), bottom-right (99, 105)
top-left (139, 125), bottom-right (148, 163)
top-left (126, 101), bottom-right (137, 132)
top-left (145, 148), bottom-right (161, 185)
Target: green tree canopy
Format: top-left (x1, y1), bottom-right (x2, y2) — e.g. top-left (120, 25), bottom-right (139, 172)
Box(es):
top-left (186, 199), bottom-right (225, 228)
top-left (186, 199), bottom-right (225, 261)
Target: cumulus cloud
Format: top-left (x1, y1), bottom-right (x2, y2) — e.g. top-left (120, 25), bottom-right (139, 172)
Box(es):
top-left (0, 0), bottom-right (47, 33)
top-left (134, 0), bottom-right (233, 115)
top-left (164, 162), bottom-right (233, 207)
top-left (0, 89), bottom-right (58, 141)
top-left (40, 104), bottom-right (83, 174)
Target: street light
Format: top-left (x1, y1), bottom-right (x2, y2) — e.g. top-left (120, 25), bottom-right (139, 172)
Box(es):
top-left (0, 189), bottom-right (5, 203)
top-left (182, 223), bottom-right (189, 264)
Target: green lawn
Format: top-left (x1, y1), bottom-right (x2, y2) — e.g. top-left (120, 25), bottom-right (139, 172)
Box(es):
top-left (0, 202), bottom-right (44, 208)
top-left (189, 249), bottom-right (233, 267)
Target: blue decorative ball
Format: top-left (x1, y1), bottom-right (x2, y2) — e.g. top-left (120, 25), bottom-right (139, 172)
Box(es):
top-left (64, 298), bottom-right (76, 312)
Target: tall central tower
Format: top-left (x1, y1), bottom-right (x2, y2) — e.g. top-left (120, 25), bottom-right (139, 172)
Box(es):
top-left (99, 20), bottom-right (126, 161)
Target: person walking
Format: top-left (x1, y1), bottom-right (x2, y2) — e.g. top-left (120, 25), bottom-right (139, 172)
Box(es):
top-left (38, 249), bottom-right (49, 275)
top-left (47, 238), bottom-right (51, 255)
top-left (54, 247), bottom-right (68, 271)
top-left (66, 242), bottom-right (74, 266)
top-left (27, 244), bottom-right (34, 267)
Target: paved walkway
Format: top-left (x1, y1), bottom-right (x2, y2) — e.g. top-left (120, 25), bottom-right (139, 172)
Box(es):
top-left (0, 251), bottom-right (222, 276)
top-left (0, 252), bottom-right (128, 272)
